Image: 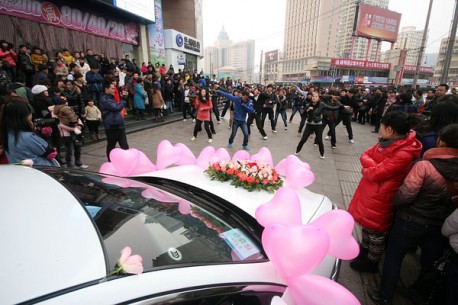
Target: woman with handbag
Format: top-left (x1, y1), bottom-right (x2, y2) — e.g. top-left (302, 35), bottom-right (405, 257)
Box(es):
top-left (151, 83), bottom-right (165, 122)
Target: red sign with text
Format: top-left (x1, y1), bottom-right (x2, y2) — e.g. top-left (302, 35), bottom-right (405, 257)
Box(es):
top-left (355, 3), bottom-right (401, 43)
top-left (403, 65), bottom-right (434, 74)
top-left (331, 58), bottom-right (391, 70)
top-left (0, 0), bottom-right (139, 44)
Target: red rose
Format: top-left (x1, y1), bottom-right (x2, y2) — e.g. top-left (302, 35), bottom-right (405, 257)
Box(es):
top-left (247, 177), bottom-right (255, 184)
top-left (263, 179), bottom-right (269, 185)
top-left (255, 179), bottom-right (259, 183)
top-left (227, 168), bottom-right (234, 175)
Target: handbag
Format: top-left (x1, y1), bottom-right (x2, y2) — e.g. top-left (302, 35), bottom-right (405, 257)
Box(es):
top-left (162, 103), bottom-right (167, 109)
top-left (144, 96), bottom-right (149, 105)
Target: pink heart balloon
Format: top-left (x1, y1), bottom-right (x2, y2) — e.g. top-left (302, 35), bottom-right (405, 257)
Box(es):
top-left (99, 162), bottom-right (118, 176)
top-left (175, 143), bottom-right (197, 166)
top-left (286, 162), bottom-right (315, 189)
top-left (287, 274), bottom-right (360, 305)
top-left (286, 155), bottom-right (310, 170)
top-left (274, 158), bottom-right (288, 176)
top-left (156, 140), bottom-right (182, 170)
top-left (232, 150), bottom-right (250, 161)
top-left (215, 148), bottom-right (231, 161)
top-left (110, 148), bottom-right (140, 176)
top-left (129, 151), bottom-right (156, 175)
top-left (250, 147), bottom-right (274, 167)
top-left (255, 186), bottom-right (302, 227)
top-left (310, 210), bottom-right (359, 260)
top-left (262, 223), bottom-right (330, 278)
top-left (196, 146), bottom-right (219, 169)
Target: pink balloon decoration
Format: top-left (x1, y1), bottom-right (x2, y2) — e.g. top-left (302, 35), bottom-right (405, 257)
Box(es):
top-left (310, 210), bottom-right (359, 260)
top-left (110, 148), bottom-right (140, 176)
top-left (99, 162), bottom-right (118, 176)
top-left (287, 274), bottom-right (360, 305)
top-left (178, 200), bottom-right (192, 214)
top-left (128, 151), bottom-right (156, 175)
top-left (250, 147), bottom-right (274, 167)
top-left (255, 186), bottom-right (302, 227)
top-left (215, 148), bottom-right (231, 161)
top-left (286, 162), bottom-right (315, 189)
top-left (156, 140), bottom-right (182, 170)
top-left (232, 150), bottom-right (250, 161)
top-left (262, 223), bottom-right (330, 278)
top-left (175, 143), bottom-right (197, 166)
top-left (274, 158), bottom-right (288, 176)
top-left (196, 146), bottom-right (218, 169)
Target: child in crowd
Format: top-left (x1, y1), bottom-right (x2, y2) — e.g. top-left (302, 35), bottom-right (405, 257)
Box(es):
top-left (348, 111), bottom-right (422, 273)
top-left (84, 99), bottom-right (101, 140)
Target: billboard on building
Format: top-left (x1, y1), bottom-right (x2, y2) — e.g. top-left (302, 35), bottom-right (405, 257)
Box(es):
top-left (265, 50), bottom-right (279, 64)
top-left (331, 58), bottom-right (391, 70)
top-left (354, 3), bottom-right (401, 43)
top-left (113, 0), bottom-right (155, 22)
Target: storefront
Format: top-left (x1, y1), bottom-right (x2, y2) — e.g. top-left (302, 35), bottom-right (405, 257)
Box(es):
top-left (0, 0), bottom-right (152, 61)
top-left (164, 29), bottom-right (202, 73)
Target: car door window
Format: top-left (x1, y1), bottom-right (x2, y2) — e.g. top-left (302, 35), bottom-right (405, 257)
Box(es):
top-left (41, 168), bottom-right (266, 274)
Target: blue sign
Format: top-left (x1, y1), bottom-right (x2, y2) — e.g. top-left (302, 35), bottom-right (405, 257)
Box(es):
top-left (176, 34), bottom-right (184, 47)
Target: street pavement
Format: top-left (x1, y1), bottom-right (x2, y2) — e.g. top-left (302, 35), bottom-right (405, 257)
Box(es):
top-left (80, 110), bottom-right (420, 305)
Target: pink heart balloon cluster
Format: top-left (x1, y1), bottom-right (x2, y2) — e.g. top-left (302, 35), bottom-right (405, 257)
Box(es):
top-left (275, 155), bottom-right (315, 189)
top-left (99, 148), bottom-right (156, 177)
top-left (256, 188), bottom-right (360, 305)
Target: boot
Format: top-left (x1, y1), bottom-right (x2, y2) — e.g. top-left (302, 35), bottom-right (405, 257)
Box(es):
top-left (352, 245), bottom-right (369, 261)
top-left (350, 258), bottom-right (379, 273)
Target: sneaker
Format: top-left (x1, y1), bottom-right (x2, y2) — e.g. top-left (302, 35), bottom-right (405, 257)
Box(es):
top-left (191, 136), bottom-right (196, 141)
top-left (367, 288), bottom-right (393, 305)
top-left (192, 119), bottom-right (196, 123)
top-left (263, 136), bottom-right (268, 140)
top-left (217, 120), bottom-right (221, 124)
top-left (243, 145), bottom-right (250, 151)
top-left (349, 139), bottom-right (355, 144)
top-left (76, 164), bottom-right (89, 169)
top-left (285, 127), bottom-right (288, 130)
top-left (320, 155), bottom-right (325, 159)
top-left (314, 144), bottom-right (318, 147)
top-left (297, 132), bottom-right (301, 137)
top-left (272, 130), bottom-right (277, 133)
top-left (332, 146), bottom-right (337, 149)
top-left (183, 119), bottom-right (187, 122)
top-left (208, 138), bottom-right (213, 143)
top-left (294, 152), bottom-right (299, 156)
top-left (227, 143), bottom-right (232, 148)
top-left (325, 135), bottom-right (330, 140)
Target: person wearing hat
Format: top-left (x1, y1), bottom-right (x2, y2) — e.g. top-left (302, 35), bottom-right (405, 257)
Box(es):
top-left (216, 87), bottom-right (255, 151)
top-left (31, 84), bottom-right (52, 118)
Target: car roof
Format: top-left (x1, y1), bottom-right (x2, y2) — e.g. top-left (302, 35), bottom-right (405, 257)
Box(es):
top-left (140, 165), bottom-right (328, 223)
top-left (0, 165), bottom-right (107, 304)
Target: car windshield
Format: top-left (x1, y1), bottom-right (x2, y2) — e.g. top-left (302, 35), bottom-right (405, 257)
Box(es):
top-left (41, 168), bottom-right (266, 273)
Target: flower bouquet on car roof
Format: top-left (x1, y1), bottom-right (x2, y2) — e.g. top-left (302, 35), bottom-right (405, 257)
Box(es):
top-left (205, 159), bottom-right (283, 193)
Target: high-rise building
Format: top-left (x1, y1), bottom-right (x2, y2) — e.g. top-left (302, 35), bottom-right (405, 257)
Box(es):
top-left (283, 0), bottom-right (389, 61)
top-left (203, 27), bottom-right (255, 82)
top-left (434, 36), bottom-right (458, 85)
top-left (391, 26), bottom-right (425, 65)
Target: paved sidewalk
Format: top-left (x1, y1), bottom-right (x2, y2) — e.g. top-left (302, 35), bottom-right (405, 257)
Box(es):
top-left (80, 111), bottom-right (419, 305)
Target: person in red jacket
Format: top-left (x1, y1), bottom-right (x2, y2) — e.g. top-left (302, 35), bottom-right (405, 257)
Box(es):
top-left (191, 88), bottom-right (213, 143)
top-left (348, 111), bottom-right (422, 273)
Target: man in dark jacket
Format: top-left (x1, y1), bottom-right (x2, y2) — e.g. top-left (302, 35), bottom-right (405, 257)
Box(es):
top-left (247, 88), bottom-right (268, 139)
top-left (99, 82), bottom-right (129, 161)
top-left (17, 45), bottom-right (34, 87)
top-left (32, 64), bottom-right (49, 86)
top-left (259, 84), bottom-right (277, 133)
top-left (85, 65), bottom-right (104, 105)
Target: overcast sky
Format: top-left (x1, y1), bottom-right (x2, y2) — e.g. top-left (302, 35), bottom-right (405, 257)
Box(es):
top-left (202, 0), bottom-right (455, 66)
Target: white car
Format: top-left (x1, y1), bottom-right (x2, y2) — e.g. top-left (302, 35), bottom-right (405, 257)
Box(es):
top-left (1, 164), bottom-right (340, 305)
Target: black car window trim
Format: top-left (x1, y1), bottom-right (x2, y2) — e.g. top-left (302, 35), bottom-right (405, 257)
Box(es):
top-left (116, 282), bottom-right (287, 305)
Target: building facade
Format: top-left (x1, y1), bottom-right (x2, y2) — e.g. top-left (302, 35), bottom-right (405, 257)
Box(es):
top-left (203, 27), bottom-right (255, 82)
top-left (391, 26), bottom-right (425, 66)
top-left (434, 36), bottom-right (458, 86)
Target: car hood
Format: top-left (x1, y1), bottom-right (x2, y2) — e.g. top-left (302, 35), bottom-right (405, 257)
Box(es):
top-left (139, 165), bottom-right (331, 224)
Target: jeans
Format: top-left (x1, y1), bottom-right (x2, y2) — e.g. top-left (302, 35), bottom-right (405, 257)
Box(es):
top-left (332, 114), bottom-right (353, 140)
top-left (274, 110), bottom-right (287, 128)
top-left (323, 119), bottom-right (336, 146)
top-left (289, 107), bottom-right (300, 122)
top-left (105, 127), bottom-right (129, 161)
top-left (165, 100), bottom-right (173, 114)
top-left (229, 120), bottom-right (249, 146)
top-left (193, 119), bottom-right (212, 139)
top-left (379, 217), bottom-right (447, 301)
top-left (63, 136), bottom-right (82, 166)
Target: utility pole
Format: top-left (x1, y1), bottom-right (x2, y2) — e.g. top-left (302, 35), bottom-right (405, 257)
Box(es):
top-left (413, 0), bottom-right (433, 88)
top-left (440, 0), bottom-right (458, 84)
top-left (259, 50), bottom-right (263, 85)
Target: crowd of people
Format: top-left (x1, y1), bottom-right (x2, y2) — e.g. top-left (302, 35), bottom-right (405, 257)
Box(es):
top-left (1, 40), bottom-right (458, 305)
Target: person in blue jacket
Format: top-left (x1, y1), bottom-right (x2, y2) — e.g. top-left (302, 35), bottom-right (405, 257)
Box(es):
top-left (216, 88), bottom-right (255, 151)
top-left (133, 78), bottom-right (147, 120)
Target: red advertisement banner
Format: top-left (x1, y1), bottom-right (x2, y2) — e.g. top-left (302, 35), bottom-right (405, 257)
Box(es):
top-left (265, 50), bottom-right (279, 64)
top-left (331, 58), bottom-right (391, 70)
top-left (403, 65), bottom-right (434, 74)
top-left (355, 3), bottom-right (401, 43)
top-left (0, 0), bottom-right (139, 45)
